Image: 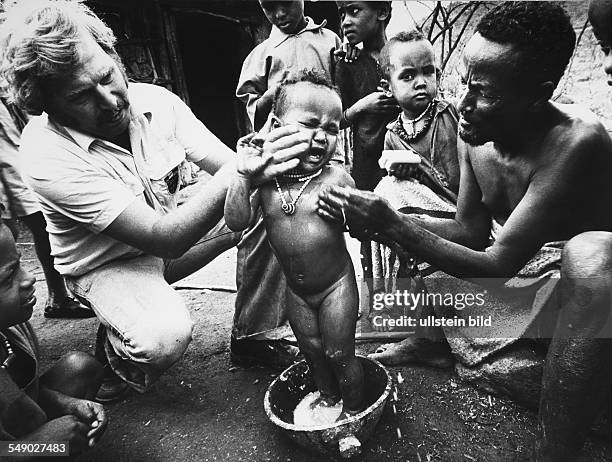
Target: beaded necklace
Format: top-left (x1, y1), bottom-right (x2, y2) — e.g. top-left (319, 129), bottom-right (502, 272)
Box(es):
top-left (274, 169), bottom-right (322, 215)
top-left (401, 101), bottom-right (435, 140)
top-left (0, 332), bottom-right (15, 370)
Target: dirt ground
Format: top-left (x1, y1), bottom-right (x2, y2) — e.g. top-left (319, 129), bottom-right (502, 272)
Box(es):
top-left (16, 221), bottom-right (612, 462)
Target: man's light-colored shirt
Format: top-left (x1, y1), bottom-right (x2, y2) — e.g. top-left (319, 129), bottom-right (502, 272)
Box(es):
top-left (20, 82), bottom-right (227, 276)
top-left (235, 17), bottom-right (342, 132)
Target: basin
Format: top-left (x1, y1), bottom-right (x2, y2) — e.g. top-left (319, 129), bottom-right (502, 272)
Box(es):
top-left (264, 355), bottom-right (392, 459)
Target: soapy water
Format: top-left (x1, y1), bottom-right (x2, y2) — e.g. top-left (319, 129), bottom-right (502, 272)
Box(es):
top-left (293, 391), bottom-right (344, 427)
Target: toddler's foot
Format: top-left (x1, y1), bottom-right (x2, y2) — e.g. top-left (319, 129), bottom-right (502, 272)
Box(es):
top-left (309, 393), bottom-right (340, 411)
top-left (368, 338), bottom-right (454, 368)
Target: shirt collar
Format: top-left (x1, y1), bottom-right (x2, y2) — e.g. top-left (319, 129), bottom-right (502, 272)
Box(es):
top-left (53, 84), bottom-right (153, 152)
top-left (269, 17), bottom-right (326, 48)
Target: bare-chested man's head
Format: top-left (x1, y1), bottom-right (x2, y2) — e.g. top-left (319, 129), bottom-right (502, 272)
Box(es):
top-left (457, 2), bottom-right (575, 146)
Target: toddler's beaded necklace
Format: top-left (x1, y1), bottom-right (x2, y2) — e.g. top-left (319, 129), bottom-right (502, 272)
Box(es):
top-left (0, 332), bottom-right (15, 370)
top-left (274, 169), bottom-right (323, 215)
top-left (401, 101), bottom-right (435, 140)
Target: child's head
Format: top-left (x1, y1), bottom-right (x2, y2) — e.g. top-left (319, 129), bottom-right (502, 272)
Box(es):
top-left (589, 0), bottom-right (612, 81)
top-left (380, 31), bottom-right (438, 118)
top-left (259, 0), bottom-right (306, 35)
top-left (271, 70), bottom-right (342, 174)
top-left (0, 221), bottom-right (36, 329)
top-left (337, 1), bottom-right (391, 45)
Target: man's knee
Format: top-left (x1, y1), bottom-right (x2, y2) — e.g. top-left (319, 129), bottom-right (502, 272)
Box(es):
top-left (563, 232), bottom-right (612, 279)
top-left (146, 316), bottom-right (194, 371)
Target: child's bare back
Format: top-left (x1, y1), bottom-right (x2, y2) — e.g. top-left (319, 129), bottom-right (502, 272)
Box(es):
top-left (260, 165), bottom-right (353, 294)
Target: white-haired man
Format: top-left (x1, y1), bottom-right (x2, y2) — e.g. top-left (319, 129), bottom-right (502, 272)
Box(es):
top-left (0, 0), bottom-right (309, 400)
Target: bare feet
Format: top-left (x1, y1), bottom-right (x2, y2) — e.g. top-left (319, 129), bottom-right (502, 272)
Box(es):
top-left (309, 393), bottom-right (340, 410)
top-left (368, 338), bottom-right (454, 368)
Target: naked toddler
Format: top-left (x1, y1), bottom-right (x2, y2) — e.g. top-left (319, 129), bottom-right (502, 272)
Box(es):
top-left (225, 71), bottom-right (364, 418)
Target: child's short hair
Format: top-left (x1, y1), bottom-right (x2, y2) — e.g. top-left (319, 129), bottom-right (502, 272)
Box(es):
top-left (379, 30), bottom-right (428, 80)
top-left (374, 1), bottom-right (392, 26)
top-left (336, 1), bottom-right (392, 26)
top-left (272, 70), bottom-right (340, 117)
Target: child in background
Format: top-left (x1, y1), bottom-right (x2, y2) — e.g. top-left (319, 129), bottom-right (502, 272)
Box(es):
top-left (369, 31), bottom-right (460, 336)
top-left (226, 71), bottom-right (364, 420)
top-left (336, 1), bottom-right (397, 191)
top-left (335, 1), bottom-right (399, 311)
top-left (0, 218), bottom-right (107, 454)
top-left (379, 30), bottom-right (460, 201)
top-left (236, 0), bottom-right (342, 132)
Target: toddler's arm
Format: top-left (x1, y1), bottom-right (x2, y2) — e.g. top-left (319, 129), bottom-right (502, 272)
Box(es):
top-left (225, 175), bottom-right (257, 232)
top-left (224, 135), bottom-right (264, 231)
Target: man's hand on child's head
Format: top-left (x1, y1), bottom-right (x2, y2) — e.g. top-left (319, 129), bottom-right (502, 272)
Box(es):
top-left (248, 125), bottom-right (311, 185)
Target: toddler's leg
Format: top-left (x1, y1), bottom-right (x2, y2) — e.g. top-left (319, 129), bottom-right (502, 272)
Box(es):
top-left (320, 266), bottom-right (364, 414)
top-left (286, 288), bottom-right (339, 402)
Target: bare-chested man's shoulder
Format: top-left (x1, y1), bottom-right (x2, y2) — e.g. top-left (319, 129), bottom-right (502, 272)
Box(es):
top-left (466, 102), bottom-right (612, 239)
top-left (547, 103), bottom-right (612, 231)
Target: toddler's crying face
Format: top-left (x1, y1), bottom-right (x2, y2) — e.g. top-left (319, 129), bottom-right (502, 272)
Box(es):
top-left (271, 81), bottom-right (342, 174)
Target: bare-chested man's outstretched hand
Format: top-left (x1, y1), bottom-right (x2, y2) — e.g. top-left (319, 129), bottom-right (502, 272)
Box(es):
top-left (317, 185), bottom-right (397, 246)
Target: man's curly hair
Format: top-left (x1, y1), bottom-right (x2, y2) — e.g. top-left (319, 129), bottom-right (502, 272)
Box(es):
top-left (272, 69), bottom-right (340, 117)
top-left (0, 0), bottom-right (119, 115)
top-left (476, 1), bottom-right (575, 89)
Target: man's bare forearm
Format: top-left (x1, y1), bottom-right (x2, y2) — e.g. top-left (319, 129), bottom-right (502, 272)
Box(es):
top-left (385, 213), bottom-right (509, 280)
top-left (148, 165), bottom-right (232, 258)
top-left (408, 213), bottom-right (484, 248)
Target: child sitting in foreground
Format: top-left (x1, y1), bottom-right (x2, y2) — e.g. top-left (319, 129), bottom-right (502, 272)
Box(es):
top-left (226, 71), bottom-right (364, 419)
top-left (0, 218), bottom-right (106, 456)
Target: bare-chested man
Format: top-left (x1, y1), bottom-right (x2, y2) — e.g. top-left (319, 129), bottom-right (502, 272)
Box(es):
top-left (319, 2), bottom-right (612, 460)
